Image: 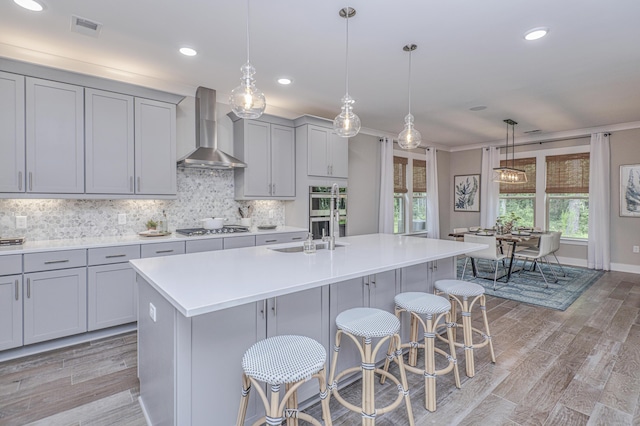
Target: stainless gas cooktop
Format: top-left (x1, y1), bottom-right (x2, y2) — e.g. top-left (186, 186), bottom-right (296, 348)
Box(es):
top-left (175, 226), bottom-right (249, 236)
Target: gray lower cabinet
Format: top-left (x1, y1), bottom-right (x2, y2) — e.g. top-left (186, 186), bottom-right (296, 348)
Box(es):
top-left (141, 241), bottom-right (185, 258)
top-left (223, 235), bottom-right (256, 250)
top-left (255, 231), bottom-right (308, 246)
top-left (87, 245), bottom-right (140, 331)
top-left (185, 238), bottom-right (223, 254)
top-left (23, 268), bottom-right (87, 345)
top-left (0, 71), bottom-right (25, 193)
top-left (0, 274), bottom-right (22, 351)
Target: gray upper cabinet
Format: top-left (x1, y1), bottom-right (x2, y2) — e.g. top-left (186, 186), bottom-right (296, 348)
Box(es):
top-left (85, 89), bottom-right (135, 194)
top-left (0, 72), bottom-right (25, 193)
top-left (134, 98), bottom-right (177, 195)
top-left (26, 77), bottom-right (85, 193)
top-left (305, 124), bottom-right (348, 179)
top-left (232, 115), bottom-right (295, 200)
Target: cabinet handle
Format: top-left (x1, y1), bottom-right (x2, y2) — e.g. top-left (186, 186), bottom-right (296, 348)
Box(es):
top-left (27, 278), bottom-right (31, 299)
top-left (18, 171), bottom-right (22, 191)
top-left (272, 183), bottom-right (276, 195)
top-left (44, 259), bottom-right (69, 265)
top-left (433, 260), bottom-right (438, 270)
top-left (15, 280), bottom-right (19, 301)
top-left (106, 254), bottom-right (127, 259)
top-left (330, 165), bottom-right (333, 175)
top-left (156, 249), bottom-right (174, 254)
top-left (327, 165), bottom-right (330, 175)
top-left (130, 176), bottom-right (134, 192)
top-left (291, 237), bottom-right (303, 241)
top-left (261, 300), bottom-right (266, 319)
top-left (29, 172), bottom-right (33, 191)
top-left (137, 177), bottom-right (141, 192)
top-left (371, 278), bottom-right (376, 287)
top-left (271, 298), bottom-right (277, 316)
top-left (265, 239), bottom-right (277, 243)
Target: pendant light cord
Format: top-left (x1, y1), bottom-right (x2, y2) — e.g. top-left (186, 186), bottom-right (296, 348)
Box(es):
top-left (407, 49), bottom-right (412, 115)
top-left (344, 7), bottom-right (349, 95)
top-left (245, 0), bottom-right (250, 63)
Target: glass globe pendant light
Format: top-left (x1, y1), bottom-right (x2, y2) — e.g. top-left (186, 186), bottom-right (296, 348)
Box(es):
top-left (333, 7), bottom-right (361, 138)
top-left (230, 0), bottom-right (266, 119)
top-left (398, 44), bottom-right (422, 149)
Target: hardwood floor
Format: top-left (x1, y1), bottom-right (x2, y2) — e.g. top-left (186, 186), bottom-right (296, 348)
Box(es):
top-left (1, 270), bottom-right (639, 425)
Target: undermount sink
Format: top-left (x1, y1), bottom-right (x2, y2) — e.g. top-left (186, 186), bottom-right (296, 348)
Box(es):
top-left (269, 242), bottom-right (346, 253)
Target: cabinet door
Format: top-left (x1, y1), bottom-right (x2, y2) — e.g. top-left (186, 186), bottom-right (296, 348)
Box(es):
top-left (367, 271), bottom-right (398, 363)
top-left (26, 77), bottom-right (84, 193)
top-left (270, 124), bottom-right (295, 197)
top-left (134, 98), bottom-right (176, 195)
top-left (141, 241), bottom-right (185, 258)
top-left (85, 89), bottom-right (135, 194)
top-left (0, 274), bottom-right (22, 351)
top-left (428, 257), bottom-right (455, 289)
top-left (399, 263), bottom-right (430, 342)
top-left (329, 133), bottom-right (349, 178)
top-left (267, 286), bottom-right (329, 403)
top-left (307, 125), bottom-right (330, 177)
top-left (223, 235), bottom-right (256, 250)
top-left (0, 72), bottom-right (25, 193)
top-left (244, 120), bottom-right (271, 197)
top-left (185, 238), bottom-right (223, 254)
top-left (88, 263), bottom-right (137, 331)
top-left (23, 268), bottom-right (87, 345)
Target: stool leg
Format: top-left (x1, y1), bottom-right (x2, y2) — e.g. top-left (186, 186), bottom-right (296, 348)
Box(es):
top-left (461, 296), bottom-right (475, 377)
top-left (328, 330), bottom-right (343, 399)
top-left (446, 312), bottom-right (461, 389)
top-left (423, 313), bottom-right (437, 412)
top-left (285, 382), bottom-right (299, 426)
top-left (380, 331), bottom-right (396, 385)
top-left (267, 384), bottom-right (282, 426)
top-left (408, 313), bottom-right (419, 367)
top-left (449, 295), bottom-right (458, 342)
top-left (362, 337), bottom-right (375, 426)
top-left (236, 373), bottom-right (251, 426)
top-left (480, 295), bottom-right (496, 363)
top-left (394, 333), bottom-right (415, 426)
top-left (316, 366), bottom-right (333, 426)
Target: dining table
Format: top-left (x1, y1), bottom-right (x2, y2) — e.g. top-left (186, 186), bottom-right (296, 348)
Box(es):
top-left (448, 230), bottom-right (542, 282)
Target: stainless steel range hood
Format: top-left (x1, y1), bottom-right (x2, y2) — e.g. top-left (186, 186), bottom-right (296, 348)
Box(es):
top-left (177, 87), bottom-right (246, 169)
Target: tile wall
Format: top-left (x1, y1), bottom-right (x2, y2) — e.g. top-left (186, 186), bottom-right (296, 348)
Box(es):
top-left (0, 169), bottom-right (286, 241)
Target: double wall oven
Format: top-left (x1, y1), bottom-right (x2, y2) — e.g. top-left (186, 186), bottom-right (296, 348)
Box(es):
top-left (309, 186), bottom-right (347, 240)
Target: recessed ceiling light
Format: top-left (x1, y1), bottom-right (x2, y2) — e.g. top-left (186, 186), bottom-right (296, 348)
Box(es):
top-left (469, 105), bottom-right (487, 111)
top-left (179, 47), bottom-right (197, 56)
top-left (14, 0), bottom-right (44, 11)
top-left (524, 27), bottom-right (549, 41)
top-left (277, 78), bottom-right (292, 85)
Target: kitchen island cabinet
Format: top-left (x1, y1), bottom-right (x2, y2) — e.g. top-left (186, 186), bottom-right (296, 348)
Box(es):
top-left (130, 234), bottom-right (485, 425)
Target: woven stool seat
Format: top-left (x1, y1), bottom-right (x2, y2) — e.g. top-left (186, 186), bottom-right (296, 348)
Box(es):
top-left (335, 307), bottom-right (400, 338)
top-left (242, 335), bottom-right (326, 385)
top-left (394, 292), bottom-right (451, 315)
top-left (435, 279), bottom-right (485, 298)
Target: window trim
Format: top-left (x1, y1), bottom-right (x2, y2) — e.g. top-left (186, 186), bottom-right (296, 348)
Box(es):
top-left (393, 149), bottom-right (427, 235)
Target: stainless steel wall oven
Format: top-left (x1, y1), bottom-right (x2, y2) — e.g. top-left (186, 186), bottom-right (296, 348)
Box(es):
top-left (309, 186), bottom-right (347, 239)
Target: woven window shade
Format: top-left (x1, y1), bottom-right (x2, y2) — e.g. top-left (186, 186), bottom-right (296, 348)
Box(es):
top-left (546, 153), bottom-right (590, 194)
top-left (394, 156), bottom-right (408, 193)
top-left (413, 159), bottom-right (426, 193)
top-left (500, 157), bottom-right (536, 194)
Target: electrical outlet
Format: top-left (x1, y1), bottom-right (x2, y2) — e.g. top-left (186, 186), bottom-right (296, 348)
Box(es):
top-left (16, 216), bottom-right (27, 229)
top-left (118, 213), bottom-right (127, 225)
top-left (269, 210), bottom-right (274, 219)
top-left (633, 245), bottom-right (639, 253)
top-left (149, 302), bottom-right (157, 322)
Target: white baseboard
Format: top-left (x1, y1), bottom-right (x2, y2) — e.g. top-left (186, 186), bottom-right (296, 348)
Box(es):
top-left (557, 255), bottom-right (640, 275)
top-left (138, 396), bottom-right (152, 426)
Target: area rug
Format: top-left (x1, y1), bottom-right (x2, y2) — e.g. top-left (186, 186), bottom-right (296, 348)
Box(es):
top-left (455, 258), bottom-right (604, 311)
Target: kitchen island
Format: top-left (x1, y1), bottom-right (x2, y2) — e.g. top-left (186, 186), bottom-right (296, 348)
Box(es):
top-left (130, 233), bottom-right (484, 425)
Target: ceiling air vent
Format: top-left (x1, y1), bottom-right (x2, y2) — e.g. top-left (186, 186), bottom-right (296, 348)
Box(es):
top-left (523, 129), bottom-right (541, 134)
top-left (71, 15), bottom-right (103, 37)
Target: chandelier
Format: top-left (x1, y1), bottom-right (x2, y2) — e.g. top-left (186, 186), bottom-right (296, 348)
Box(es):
top-left (493, 119), bottom-right (527, 184)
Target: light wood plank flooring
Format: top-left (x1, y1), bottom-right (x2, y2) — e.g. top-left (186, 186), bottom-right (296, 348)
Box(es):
top-left (1, 271), bottom-right (639, 425)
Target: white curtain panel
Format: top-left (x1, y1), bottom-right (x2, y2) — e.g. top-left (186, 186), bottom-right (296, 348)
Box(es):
top-left (378, 137), bottom-right (394, 233)
top-left (480, 146), bottom-right (501, 228)
top-left (426, 147), bottom-right (440, 239)
top-left (587, 132), bottom-right (610, 270)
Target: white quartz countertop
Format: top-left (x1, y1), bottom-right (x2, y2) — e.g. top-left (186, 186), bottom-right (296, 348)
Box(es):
top-left (129, 233), bottom-right (486, 318)
top-left (0, 226), bottom-right (307, 256)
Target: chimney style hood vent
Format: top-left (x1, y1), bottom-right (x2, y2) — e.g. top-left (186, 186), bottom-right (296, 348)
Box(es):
top-left (177, 87), bottom-right (246, 169)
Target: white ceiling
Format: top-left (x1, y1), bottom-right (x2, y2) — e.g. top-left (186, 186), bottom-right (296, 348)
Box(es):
top-left (2, 0), bottom-right (640, 148)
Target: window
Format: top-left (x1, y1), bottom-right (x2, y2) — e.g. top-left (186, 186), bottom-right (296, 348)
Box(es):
top-left (498, 157), bottom-right (536, 228)
top-left (546, 153), bottom-right (590, 239)
top-left (393, 153), bottom-right (427, 234)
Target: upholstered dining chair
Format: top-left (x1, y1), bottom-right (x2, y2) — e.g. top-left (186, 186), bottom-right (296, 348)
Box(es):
top-left (452, 227), bottom-right (469, 241)
top-left (548, 231), bottom-right (566, 277)
top-left (462, 234), bottom-right (508, 290)
top-left (515, 233), bottom-right (558, 287)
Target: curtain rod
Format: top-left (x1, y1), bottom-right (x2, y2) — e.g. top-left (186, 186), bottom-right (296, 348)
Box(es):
top-left (486, 132), bottom-right (610, 150)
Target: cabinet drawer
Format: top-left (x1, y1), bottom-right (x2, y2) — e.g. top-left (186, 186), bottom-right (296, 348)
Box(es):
top-left (255, 232), bottom-right (307, 246)
top-left (186, 239), bottom-right (223, 254)
top-left (223, 235), bottom-right (256, 250)
top-left (88, 245), bottom-right (140, 266)
top-left (141, 241), bottom-right (185, 258)
top-left (0, 255), bottom-right (22, 276)
top-left (24, 249), bottom-right (86, 273)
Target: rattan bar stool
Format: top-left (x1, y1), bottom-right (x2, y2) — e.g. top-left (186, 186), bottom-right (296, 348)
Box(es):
top-left (434, 279), bottom-right (496, 378)
top-left (236, 335), bottom-right (332, 426)
top-left (327, 307), bottom-right (414, 425)
top-left (381, 292), bottom-right (461, 412)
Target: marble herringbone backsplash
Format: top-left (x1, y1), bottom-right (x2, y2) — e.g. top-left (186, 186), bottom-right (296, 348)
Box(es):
top-left (0, 169), bottom-right (285, 241)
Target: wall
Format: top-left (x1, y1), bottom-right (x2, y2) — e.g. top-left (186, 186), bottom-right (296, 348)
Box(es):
top-left (347, 133), bottom-right (381, 235)
top-left (437, 150), bottom-right (451, 238)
